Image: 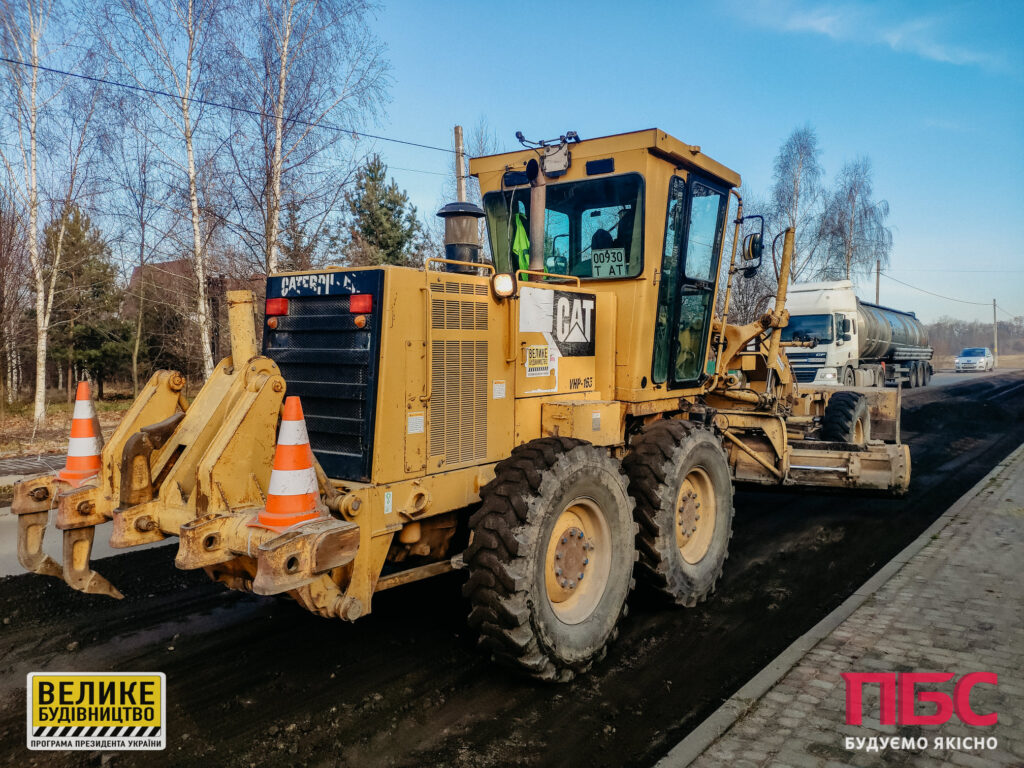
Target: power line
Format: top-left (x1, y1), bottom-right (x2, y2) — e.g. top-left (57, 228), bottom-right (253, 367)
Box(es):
top-left (885, 268), bottom-right (1024, 273)
top-left (0, 55), bottom-right (457, 156)
top-left (880, 272), bottom-right (991, 306)
top-left (389, 166), bottom-right (449, 177)
top-left (881, 271), bottom-right (1021, 318)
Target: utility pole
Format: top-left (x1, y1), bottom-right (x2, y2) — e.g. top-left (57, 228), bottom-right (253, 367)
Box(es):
top-left (454, 125), bottom-right (466, 203)
top-left (875, 259), bottom-right (880, 304)
top-left (993, 299), bottom-right (998, 368)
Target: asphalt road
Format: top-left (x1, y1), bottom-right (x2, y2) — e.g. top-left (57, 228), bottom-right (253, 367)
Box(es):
top-left (1, 371), bottom-right (1023, 768)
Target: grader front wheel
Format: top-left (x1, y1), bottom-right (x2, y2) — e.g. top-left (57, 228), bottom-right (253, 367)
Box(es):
top-left (463, 438), bottom-right (637, 682)
top-left (623, 421), bottom-right (735, 607)
top-left (822, 391), bottom-right (871, 444)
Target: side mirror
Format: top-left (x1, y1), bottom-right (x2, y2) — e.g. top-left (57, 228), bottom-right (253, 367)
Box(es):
top-left (743, 232), bottom-right (763, 262)
top-left (843, 318), bottom-right (852, 333)
top-left (842, 333), bottom-right (852, 342)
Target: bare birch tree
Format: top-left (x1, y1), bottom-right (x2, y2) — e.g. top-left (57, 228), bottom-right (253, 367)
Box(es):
top-left (98, 0), bottom-right (224, 378)
top-left (0, 0), bottom-right (100, 425)
top-left (222, 0), bottom-right (387, 276)
top-left (102, 98), bottom-right (176, 395)
top-left (0, 183), bottom-right (30, 406)
top-left (822, 156), bottom-right (892, 280)
top-left (768, 124), bottom-right (830, 283)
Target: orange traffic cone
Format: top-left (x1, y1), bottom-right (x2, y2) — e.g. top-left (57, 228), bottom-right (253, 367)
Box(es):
top-left (58, 381), bottom-right (102, 488)
top-left (253, 396), bottom-right (327, 532)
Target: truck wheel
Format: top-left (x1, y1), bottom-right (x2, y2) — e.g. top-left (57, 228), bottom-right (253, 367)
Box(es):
top-left (463, 438), bottom-right (637, 682)
top-left (822, 391), bottom-right (871, 444)
top-left (622, 421), bottom-right (734, 607)
top-left (843, 367), bottom-right (856, 386)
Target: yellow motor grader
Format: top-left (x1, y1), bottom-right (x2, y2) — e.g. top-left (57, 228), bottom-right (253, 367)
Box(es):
top-left (13, 129), bottom-right (908, 681)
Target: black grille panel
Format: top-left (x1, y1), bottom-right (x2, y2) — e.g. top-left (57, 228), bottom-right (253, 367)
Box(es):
top-left (263, 271), bottom-right (384, 481)
top-left (793, 368), bottom-right (819, 383)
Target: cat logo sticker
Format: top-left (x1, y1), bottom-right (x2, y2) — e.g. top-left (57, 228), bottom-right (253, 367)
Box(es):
top-left (519, 287), bottom-right (596, 358)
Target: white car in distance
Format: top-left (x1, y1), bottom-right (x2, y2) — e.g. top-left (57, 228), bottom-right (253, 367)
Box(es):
top-left (954, 347), bottom-right (994, 372)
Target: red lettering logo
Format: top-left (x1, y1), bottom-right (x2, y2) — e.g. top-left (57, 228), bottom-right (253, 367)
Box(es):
top-left (842, 672), bottom-right (998, 726)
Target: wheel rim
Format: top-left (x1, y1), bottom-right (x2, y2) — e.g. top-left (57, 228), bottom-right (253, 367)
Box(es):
top-left (853, 417), bottom-right (864, 444)
top-left (545, 497), bottom-right (611, 625)
top-left (674, 467), bottom-right (716, 564)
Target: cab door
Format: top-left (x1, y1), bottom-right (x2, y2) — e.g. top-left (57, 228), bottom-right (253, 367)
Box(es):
top-left (651, 174), bottom-right (729, 387)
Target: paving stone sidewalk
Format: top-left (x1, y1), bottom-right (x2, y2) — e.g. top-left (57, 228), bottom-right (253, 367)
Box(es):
top-left (682, 443), bottom-right (1024, 768)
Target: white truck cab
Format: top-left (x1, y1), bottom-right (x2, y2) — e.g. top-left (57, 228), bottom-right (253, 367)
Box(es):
top-left (782, 280), bottom-right (933, 388)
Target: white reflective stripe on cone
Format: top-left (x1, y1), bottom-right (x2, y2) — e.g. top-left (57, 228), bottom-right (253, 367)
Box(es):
top-left (72, 400), bottom-right (96, 420)
top-left (67, 436), bottom-right (101, 457)
top-left (267, 468), bottom-right (318, 496)
top-left (276, 418), bottom-right (311, 446)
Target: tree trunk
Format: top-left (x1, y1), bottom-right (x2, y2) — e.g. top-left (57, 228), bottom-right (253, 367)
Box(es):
top-left (132, 292), bottom-right (143, 397)
top-left (27, 32), bottom-right (45, 426)
top-left (181, 3), bottom-right (214, 379)
top-left (266, 0), bottom-right (294, 276)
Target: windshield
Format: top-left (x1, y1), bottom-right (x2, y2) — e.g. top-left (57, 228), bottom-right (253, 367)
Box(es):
top-left (781, 314), bottom-right (833, 345)
top-left (482, 174), bottom-right (644, 279)
top-left (960, 348), bottom-right (986, 357)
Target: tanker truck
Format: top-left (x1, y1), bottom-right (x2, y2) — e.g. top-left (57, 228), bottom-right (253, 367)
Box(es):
top-left (782, 280), bottom-right (933, 388)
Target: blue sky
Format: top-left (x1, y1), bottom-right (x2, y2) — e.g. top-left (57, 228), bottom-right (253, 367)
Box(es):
top-left (364, 0), bottom-right (1023, 324)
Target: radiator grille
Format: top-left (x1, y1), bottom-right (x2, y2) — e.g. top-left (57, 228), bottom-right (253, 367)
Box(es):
top-left (262, 271), bottom-right (383, 482)
top-left (429, 340), bottom-right (488, 463)
top-left (427, 280), bottom-right (489, 465)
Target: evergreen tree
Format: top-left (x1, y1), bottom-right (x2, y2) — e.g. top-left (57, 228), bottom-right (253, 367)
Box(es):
top-left (277, 200), bottom-right (342, 272)
top-left (343, 155), bottom-right (425, 267)
top-left (45, 206), bottom-right (125, 398)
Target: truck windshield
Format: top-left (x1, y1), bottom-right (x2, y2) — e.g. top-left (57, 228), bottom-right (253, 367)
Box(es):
top-left (482, 174), bottom-right (644, 279)
top-left (782, 314), bottom-right (833, 345)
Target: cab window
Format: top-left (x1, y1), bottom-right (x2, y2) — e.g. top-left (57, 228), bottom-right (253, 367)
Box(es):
top-left (652, 175), bottom-right (728, 386)
top-left (483, 174), bottom-right (644, 279)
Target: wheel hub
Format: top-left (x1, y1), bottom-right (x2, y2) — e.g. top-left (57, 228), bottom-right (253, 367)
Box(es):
top-left (674, 468), bottom-right (716, 564)
top-left (551, 526), bottom-right (591, 593)
top-left (676, 490), bottom-right (700, 541)
top-left (544, 499), bottom-right (610, 624)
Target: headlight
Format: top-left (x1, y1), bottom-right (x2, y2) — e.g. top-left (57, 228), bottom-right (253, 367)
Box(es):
top-left (823, 371), bottom-right (836, 379)
top-left (492, 272), bottom-right (517, 298)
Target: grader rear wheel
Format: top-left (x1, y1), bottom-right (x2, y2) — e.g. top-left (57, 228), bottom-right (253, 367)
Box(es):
top-left (623, 421), bottom-right (734, 607)
top-left (463, 438), bottom-right (637, 681)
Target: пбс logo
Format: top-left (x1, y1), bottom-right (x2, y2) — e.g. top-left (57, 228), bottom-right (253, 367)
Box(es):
top-left (842, 672), bottom-right (998, 726)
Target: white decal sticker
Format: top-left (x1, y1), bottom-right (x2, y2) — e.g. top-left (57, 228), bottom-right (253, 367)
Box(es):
top-left (407, 412), bottom-right (424, 434)
top-left (492, 380), bottom-right (506, 399)
top-left (519, 287), bottom-right (554, 333)
top-left (384, 491), bottom-right (393, 515)
top-left (592, 411), bottom-right (601, 432)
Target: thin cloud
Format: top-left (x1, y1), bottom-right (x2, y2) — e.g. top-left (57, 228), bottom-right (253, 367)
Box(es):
top-left (738, 1), bottom-right (1005, 71)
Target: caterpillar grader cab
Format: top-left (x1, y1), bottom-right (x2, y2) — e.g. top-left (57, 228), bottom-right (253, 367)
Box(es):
top-left (13, 128), bottom-right (909, 681)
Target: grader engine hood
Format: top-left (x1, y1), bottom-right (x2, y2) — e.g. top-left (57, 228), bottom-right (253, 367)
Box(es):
top-left (263, 269), bottom-right (385, 482)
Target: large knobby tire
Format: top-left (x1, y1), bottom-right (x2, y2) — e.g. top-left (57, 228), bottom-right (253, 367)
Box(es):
top-left (622, 421), bottom-right (735, 607)
top-left (822, 391), bottom-right (871, 444)
top-left (463, 438), bottom-right (637, 682)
